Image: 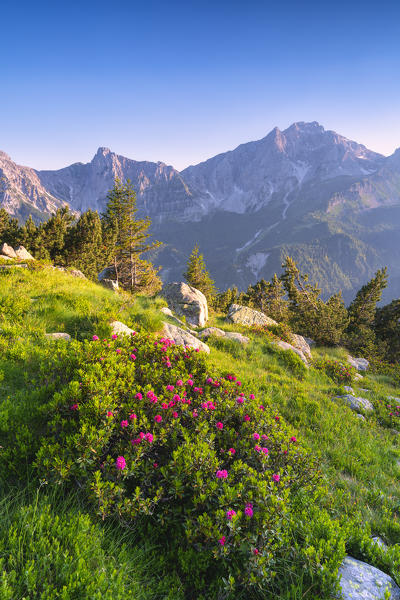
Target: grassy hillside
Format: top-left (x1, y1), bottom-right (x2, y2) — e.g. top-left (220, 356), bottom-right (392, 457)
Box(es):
top-left (0, 265), bottom-right (399, 599)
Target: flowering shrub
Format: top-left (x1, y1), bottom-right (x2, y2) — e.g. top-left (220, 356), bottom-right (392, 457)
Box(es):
top-left (313, 357), bottom-right (355, 385)
top-left (36, 331), bottom-right (321, 596)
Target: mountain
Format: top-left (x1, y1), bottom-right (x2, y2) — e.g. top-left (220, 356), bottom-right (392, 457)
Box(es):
top-left (1, 121), bottom-right (400, 303)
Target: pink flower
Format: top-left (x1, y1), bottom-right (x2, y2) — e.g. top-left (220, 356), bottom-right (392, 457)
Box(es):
top-left (272, 473), bottom-right (280, 482)
top-left (274, 415), bottom-right (280, 421)
top-left (237, 397), bottom-right (244, 404)
top-left (226, 509), bottom-right (236, 520)
top-left (166, 385), bottom-right (174, 391)
top-left (249, 394), bottom-right (255, 400)
top-left (228, 448), bottom-right (236, 455)
top-left (111, 334), bottom-right (118, 340)
top-left (253, 548), bottom-right (259, 555)
top-left (153, 462), bottom-right (158, 468)
top-left (161, 403), bottom-right (168, 410)
top-left (154, 415), bottom-right (162, 423)
top-left (261, 434), bottom-right (269, 440)
top-left (129, 413), bottom-right (137, 420)
top-left (259, 405), bottom-right (265, 411)
top-left (172, 411), bottom-right (178, 418)
top-left (131, 438), bottom-right (141, 445)
top-left (144, 432), bottom-right (153, 442)
top-left (116, 348), bottom-right (121, 354)
top-left (187, 379), bottom-right (194, 386)
top-left (216, 469), bottom-right (228, 479)
top-left (253, 432), bottom-right (260, 440)
top-left (219, 536), bottom-right (226, 546)
top-left (290, 436), bottom-right (297, 443)
top-left (173, 394), bottom-right (181, 402)
top-left (130, 353), bottom-right (136, 360)
top-left (115, 456), bottom-right (126, 470)
top-left (135, 392), bottom-right (143, 400)
top-left (236, 381), bottom-right (242, 386)
top-left (121, 420), bottom-right (129, 428)
top-left (70, 404), bottom-right (79, 411)
top-left (107, 411), bottom-right (114, 418)
top-left (245, 503), bottom-right (253, 517)
top-left (92, 335), bottom-right (99, 341)
top-left (262, 447), bottom-right (269, 455)
top-left (254, 445), bottom-right (261, 452)
top-left (243, 414), bottom-right (251, 422)
top-left (216, 422), bottom-right (224, 430)
top-left (176, 379), bottom-right (183, 386)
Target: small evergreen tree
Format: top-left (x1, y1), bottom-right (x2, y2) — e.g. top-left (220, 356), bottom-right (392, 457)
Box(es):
top-left (65, 210), bottom-right (105, 279)
top-left (102, 179), bottom-right (162, 294)
top-left (40, 206), bottom-right (74, 263)
top-left (374, 298), bottom-right (400, 363)
top-left (245, 275), bottom-right (289, 322)
top-left (214, 286), bottom-right (239, 313)
top-left (346, 267), bottom-right (388, 356)
top-left (184, 244), bottom-right (216, 305)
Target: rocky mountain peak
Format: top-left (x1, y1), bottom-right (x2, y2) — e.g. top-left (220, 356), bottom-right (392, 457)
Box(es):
top-left (0, 151), bottom-right (12, 162)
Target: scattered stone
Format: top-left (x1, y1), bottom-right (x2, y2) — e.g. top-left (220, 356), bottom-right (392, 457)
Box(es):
top-left (98, 266), bottom-right (116, 282)
top-left (273, 340), bottom-right (309, 366)
top-left (45, 332), bottom-right (71, 341)
top-left (14, 245), bottom-right (34, 260)
top-left (227, 304), bottom-right (277, 327)
top-left (354, 373), bottom-right (364, 381)
top-left (359, 388), bottom-right (371, 392)
top-left (0, 254), bottom-right (13, 260)
top-left (69, 269), bottom-right (86, 279)
top-left (304, 336), bottom-right (316, 347)
top-left (348, 355), bottom-right (370, 371)
top-left (161, 282), bottom-right (208, 327)
top-left (343, 386), bottom-right (354, 394)
top-left (162, 322), bottom-right (210, 353)
top-left (335, 394), bottom-right (374, 413)
top-left (160, 307), bottom-right (173, 317)
top-left (0, 264), bottom-right (28, 270)
top-left (371, 536), bottom-right (387, 550)
top-left (110, 321), bottom-right (135, 337)
top-left (338, 556), bottom-right (400, 599)
top-left (388, 396), bottom-right (400, 402)
top-left (199, 327), bottom-right (250, 345)
top-left (100, 278), bottom-right (119, 291)
top-left (0, 243), bottom-right (17, 258)
top-left (356, 414), bottom-right (366, 421)
top-left (291, 334), bottom-right (312, 358)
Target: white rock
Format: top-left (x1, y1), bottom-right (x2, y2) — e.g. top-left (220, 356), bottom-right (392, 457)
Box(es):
top-left (348, 356), bottom-right (370, 371)
top-left (161, 282), bottom-right (208, 327)
top-left (110, 321), bottom-right (135, 337)
top-left (338, 556), bottom-right (400, 599)
top-left (160, 307), bottom-right (173, 317)
top-left (0, 243), bottom-right (17, 258)
top-left (162, 322), bottom-right (210, 353)
top-left (227, 304), bottom-right (277, 327)
top-left (45, 332), bottom-right (71, 341)
top-left (273, 340), bottom-right (309, 366)
top-left (14, 245), bottom-right (34, 260)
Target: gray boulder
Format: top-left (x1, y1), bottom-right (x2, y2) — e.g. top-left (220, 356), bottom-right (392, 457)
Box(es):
top-left (338, 556), bottom-right (400, 599)
top-left (161, 282), bottom-right (208, 327)
top-left (227, 304), bottom-right (277, 327)
top-left (273, 340), bottom-right (309, 366)
top-left (199, 327), bottom-right (249, 345)
top-left (160, 307), bottom-right (173, 317)
top-left (348, 356), bottom-right (370, 371)
top-left (0, 243), bottom-right (17, 258)
top-left (101, 278), bottom-right (119, 291)
top-left (335, 394), bottom-right (374, 413)
top-left (343, 386), bottom-right (354, 394)
top-left (14, 245), bottom-right (34, 260)
top-left (45, 332), bottom-right (71, 341)
top-left (98, 266), bottom-right (116, 282)
top-left (110, 321), bottom-right (135, 337)
top-left (0, 255), bottom-right (13, 260)
top-left (162, 322), bottom-right (210, 353)
top-left (291, 334), bottom-right (312, 358)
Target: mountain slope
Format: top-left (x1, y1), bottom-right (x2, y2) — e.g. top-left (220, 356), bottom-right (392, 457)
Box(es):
top-left (1, 122), bottom-right (400, 301)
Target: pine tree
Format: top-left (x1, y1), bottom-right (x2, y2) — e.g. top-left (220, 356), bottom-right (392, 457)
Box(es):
top-left (65, 210), bottom-right (105, 279)
top-left (346, 267), bottom-right (388, 356)
top-left (102, 179), bottom-right (162, 294)
top-left (281, 256), bottom-right (349, 345)
top-left (183, 244), bottom-right (216, 305)
top-left (215, 286), bottom-right (239, 313)
top-left (40, 206), bottom-right (74, 263)
top-left (245, 274), bottom-right (289, 322)
top-left (374, 299), bottom-right (400, 362)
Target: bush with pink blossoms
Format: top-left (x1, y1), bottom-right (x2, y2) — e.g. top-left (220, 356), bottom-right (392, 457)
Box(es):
top-left (35, 330), bottom-right (325, 597)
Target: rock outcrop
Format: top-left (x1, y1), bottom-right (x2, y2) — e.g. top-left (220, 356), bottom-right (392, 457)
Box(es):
top-left (348, 356), bottom-right (370, 371)
top-left (110, 321), bottom-right (135, 337)
top-left (335, 394), bottom-right (374, 413)
top-left (0, 243), bottom-right (17, 258)
top-left (45, 332), bottom-right (71, 341)
top-left (338, 556), bottom-right (400, 599)
top-left (291, 334), bottom-right (312, 358)
top-left (14, 245), bottom-right (34, 260)
top-left (227, 304), bottom-right (277, 327)
top-left (273, 340), bottom-right (309, 366)
top-left (162, 322), bottom-right (210, 353)
top-left (199, 327), bottom-right (249, 345)
top-left (161, 282), bottom-right (208, 327)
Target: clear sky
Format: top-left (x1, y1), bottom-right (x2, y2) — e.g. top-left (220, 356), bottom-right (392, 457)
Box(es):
top-left (1, 0), bottom-right (400, 171)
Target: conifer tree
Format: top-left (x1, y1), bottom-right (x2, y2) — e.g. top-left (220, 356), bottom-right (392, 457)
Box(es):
top-left (346, 267), bottom-right (388, 356)
top-left (245, 274), bottom-right (289, 322)
top-left (375, 298), bottom-right (400, 362)
top-left (40, 206), bottom-right (74, 263)
top-left (65, 210), bottom-right (105, 279)
top-left (183, 244), bottom-right (216, 305)
top-left (215, 286), bottom-right (239, 313)
top-left (102, 179), bottom-right (162, 294)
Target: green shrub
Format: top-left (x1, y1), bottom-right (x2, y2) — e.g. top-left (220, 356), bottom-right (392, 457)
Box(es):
top-left (34, 331), bottom-right (327, 597)
top-left (313, 357), bottom-right (355, 385)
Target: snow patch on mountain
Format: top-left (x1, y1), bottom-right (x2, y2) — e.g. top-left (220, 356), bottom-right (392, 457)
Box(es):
top-left (246, 252), bottom-right (270, 278)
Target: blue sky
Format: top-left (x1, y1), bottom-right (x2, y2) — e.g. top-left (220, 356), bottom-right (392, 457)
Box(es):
top-left (1, 0), bottom-right (400, 170)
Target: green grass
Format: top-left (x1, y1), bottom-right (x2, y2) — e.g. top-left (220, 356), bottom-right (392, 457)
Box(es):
top-left (0, 267), bottom-right (399, 598)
